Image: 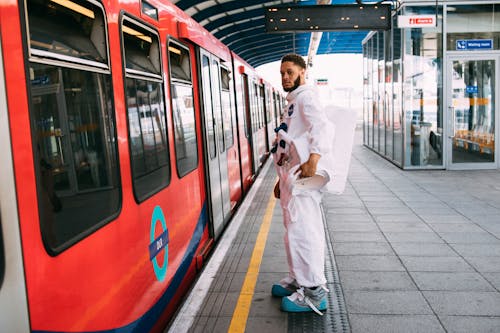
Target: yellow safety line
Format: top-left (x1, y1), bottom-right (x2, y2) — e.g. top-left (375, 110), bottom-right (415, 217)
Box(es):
top-left (228, 191), bottom-right (277, 333)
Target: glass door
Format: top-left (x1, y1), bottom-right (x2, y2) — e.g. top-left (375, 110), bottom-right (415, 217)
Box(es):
top-left (446, 55), bottom-right (498, 169)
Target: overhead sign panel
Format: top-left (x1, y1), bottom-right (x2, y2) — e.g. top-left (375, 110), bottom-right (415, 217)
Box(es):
top-left (456, 39), bottom-right (493, 51)
top-left (265, 4), bottom-right (391, 32)
top-left (397, 15), bottom-right (436, 28)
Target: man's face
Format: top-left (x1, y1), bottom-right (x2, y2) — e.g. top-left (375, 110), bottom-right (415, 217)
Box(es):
top-left (280, 61), bottom-right (305, 92)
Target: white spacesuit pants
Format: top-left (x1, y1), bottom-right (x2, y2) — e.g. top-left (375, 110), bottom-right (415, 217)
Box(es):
top-left (280, 182), bottom-right (326, 288)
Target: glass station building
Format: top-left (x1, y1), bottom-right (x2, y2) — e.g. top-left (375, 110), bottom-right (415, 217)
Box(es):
top-left (362, 1), bottom-right (500, 169)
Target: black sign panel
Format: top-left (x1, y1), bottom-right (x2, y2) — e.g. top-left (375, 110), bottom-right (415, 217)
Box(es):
top-left (265, 4), bottom-right (391, 32)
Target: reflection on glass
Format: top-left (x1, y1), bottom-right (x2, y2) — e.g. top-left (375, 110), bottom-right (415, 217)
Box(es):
top-left (172, 83), bottom-right (198, 176)
top-left (201, 56), bottom-right (216, 159)
top-left (126, 79), bottom-right (168, 177)
top-left (403, 8), bottom-right (443, 167)
top-left (451, 60), bottom-right (495, 163)
top-left (30, 63), bottom-right (119, 252)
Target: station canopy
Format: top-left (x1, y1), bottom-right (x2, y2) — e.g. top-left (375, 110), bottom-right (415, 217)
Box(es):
top-left (171, 0), bottom-right (373, 67)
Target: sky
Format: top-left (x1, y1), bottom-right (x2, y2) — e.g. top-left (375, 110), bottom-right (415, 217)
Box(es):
top-left (256, 53), bottom-right (364, 111)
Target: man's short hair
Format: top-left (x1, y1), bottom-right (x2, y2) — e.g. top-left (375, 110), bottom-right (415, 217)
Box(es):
top-left (281, 54), bottom-right (306, 69)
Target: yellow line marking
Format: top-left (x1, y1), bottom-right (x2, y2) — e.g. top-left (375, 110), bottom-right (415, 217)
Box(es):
top-left (228, 191), bottom-right (277, 333)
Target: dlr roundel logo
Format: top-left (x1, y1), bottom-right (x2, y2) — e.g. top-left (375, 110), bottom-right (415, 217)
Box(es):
top-left (149, 206), bottom-right (169, 281)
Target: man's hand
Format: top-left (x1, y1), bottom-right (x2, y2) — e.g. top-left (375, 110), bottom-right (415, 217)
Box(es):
top-left (274, 180), bottom-right (280, 199)
top-left (296, 153), bottom-right (320, 178)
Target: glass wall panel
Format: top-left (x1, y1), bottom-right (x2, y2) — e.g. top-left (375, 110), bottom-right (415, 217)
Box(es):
top-left (367, 38), bottom-right (373, 148)
top-left (363, 44), bottom-right (369, 145)
top-left (372, 34), bottom-right (379, 150)
top-left (385, 29), bottom-right (393, 159)
top-left (447, 4), bottom-right (500, 51)
top-left (378, 32), bottom-right (386, 154)
top-left (403, 6), bottom-right (443, 167)
top-left (393, 25), bottom-right (403, 166)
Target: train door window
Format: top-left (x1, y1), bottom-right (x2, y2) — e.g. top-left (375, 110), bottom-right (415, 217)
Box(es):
top-left (220, 66), bottom-right (234, 148)
top-left (241, 74), bottom-right (250, 138)
top-left (26, 0), bottom-right (120, 254)
top-left (167, 40), bottom-right (198, 177)
top-left (263, 86), bottom-right (271, 124)
top-left (122, 17), bottom-right (170, 201)
top-left (200, 55), bottom-right (216, 159)
top-left (212, 59), bottom-right (225, 153)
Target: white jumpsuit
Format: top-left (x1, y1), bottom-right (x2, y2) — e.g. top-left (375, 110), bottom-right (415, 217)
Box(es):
top-left (277, 85), bottom-right (333, 288)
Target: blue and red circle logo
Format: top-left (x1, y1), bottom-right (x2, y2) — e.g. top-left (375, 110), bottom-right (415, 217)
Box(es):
top-left (149, 206), bottom-right (169, 282)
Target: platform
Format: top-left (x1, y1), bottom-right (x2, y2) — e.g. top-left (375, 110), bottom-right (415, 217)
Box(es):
top-left (167, 129), bottom-right (500, 333)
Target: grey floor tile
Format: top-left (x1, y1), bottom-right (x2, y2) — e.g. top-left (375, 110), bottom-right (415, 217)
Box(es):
top-left (331, 231), bottom-right (386, 243)
top-left (431, 223), bottom-right (488, 233)
top-left (336, 255), bottom-right (405, 271)
top-left (333, 242), bottom-right (394, 256)
top-left (438, 232), bottom-right (500, 244)
top-left (465, 256), bottom-right (500, 273)
top-left (344, 290), bottom-right (433, 314)
top-left (329, 222), bottom-right (380, 232)
top-left (245, 315), bottom-right (287, 333)
top-left (451, 244), bottom-right (500, 257)
top-left (384, 232), bottom-right (444, 243)
top-left (423, 291), bottom-right (500, 316)
top-left (391, 243), bottom-right (457, 257)
top-left (339, 271), bottom-right (417, 291)
top-left (418, 215), bottom-right (471, 224)
top-left (377, 222), bottom-right (434, 233)
top-left (349, 314), bottom-right (445, 333)
top-left (410, 272), bottom-right (495, 291)
top-left (483, 272), bottom-right (500, 290)
top-left (439, 316), bottom-right (500, 333)
top-left (372, 214), bottom-right (422, 223)
top-left (248, 292), bottom-right (283, 317)
top-left (400, 256), bottom-right (474, 272)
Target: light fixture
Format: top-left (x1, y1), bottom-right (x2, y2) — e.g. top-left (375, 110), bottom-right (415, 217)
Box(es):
top-left (122, 25), bottom-right (152, 43)
top-left (50, 0), bottom-right (94, 18)
top-left (168, 46), bottom-right (182, 55)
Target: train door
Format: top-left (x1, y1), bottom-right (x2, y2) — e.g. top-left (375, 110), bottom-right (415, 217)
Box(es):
top-left (0, 35), bottom-right (30, 332)
top-left (446, 54), bottom-right (499, 169)
top-left (199, 49), bottom-right (231, 238)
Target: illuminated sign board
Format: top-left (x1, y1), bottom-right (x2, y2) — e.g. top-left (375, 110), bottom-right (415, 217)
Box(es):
top-left (397, 15), bottom-right (436, 28)
top-left (265, 4), bottom-right (391, 32)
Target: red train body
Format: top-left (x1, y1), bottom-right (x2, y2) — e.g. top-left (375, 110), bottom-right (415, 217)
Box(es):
top-left (0, 0), bottom-right (284, 331)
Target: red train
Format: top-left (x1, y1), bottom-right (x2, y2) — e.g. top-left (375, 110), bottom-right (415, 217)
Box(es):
top-left (0, 0), bottom-right (284, 331)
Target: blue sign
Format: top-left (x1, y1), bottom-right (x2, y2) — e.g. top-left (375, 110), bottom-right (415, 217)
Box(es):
top-left (466, 86), bottom-right (478, 94)
top-left (456, 39), bottom-right (493, 51)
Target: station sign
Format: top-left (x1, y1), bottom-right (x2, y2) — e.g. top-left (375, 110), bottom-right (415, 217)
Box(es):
top-left (397, 15), bottom-right (436, 28)
top-left (315, 78), bottom-right (328, 86)
top-left (456, 39), bottom-right (493, 51)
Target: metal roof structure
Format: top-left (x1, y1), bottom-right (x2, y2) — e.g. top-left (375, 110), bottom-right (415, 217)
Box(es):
top-left (171, 0), bottom-right (372, 67)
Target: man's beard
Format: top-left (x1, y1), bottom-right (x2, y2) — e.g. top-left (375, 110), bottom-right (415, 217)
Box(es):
top-left (283, 76), bottom-right (301, 92)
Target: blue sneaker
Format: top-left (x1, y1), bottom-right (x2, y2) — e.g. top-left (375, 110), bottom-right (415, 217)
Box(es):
top-left (281, 286), bottom-right (328, 315)
top-left (271, 277), bottom-right (299, 297)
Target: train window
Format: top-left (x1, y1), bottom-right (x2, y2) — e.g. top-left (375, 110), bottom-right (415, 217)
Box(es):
top-left (201, 55), bottom-right (216, 159)
top-left (265, 87), bottom-right (271, 124)
top-left (26, 0), bottom-right (120, 254)
top-left (141, 1), bottom-right (158, 21)
top-left (122, 18), bottom-right (170, 201)
top-left (220, 67), bottom-right (234, 148)
top-left (241, 74), bottom-right (250, 138)
top-left (27, 0), bottom-right (107, 66)
top-left (168, 41), bottom-right (198, 177)
top-left (212, 59), bottom-right (225, 153)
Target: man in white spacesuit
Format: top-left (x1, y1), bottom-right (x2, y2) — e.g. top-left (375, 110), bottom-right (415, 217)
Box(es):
top-left (271, 54), bottom-right (333, 315)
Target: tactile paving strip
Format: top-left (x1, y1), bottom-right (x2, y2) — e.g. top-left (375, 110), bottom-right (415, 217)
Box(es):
top-left (288, 205), bottom-right (351, 333)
